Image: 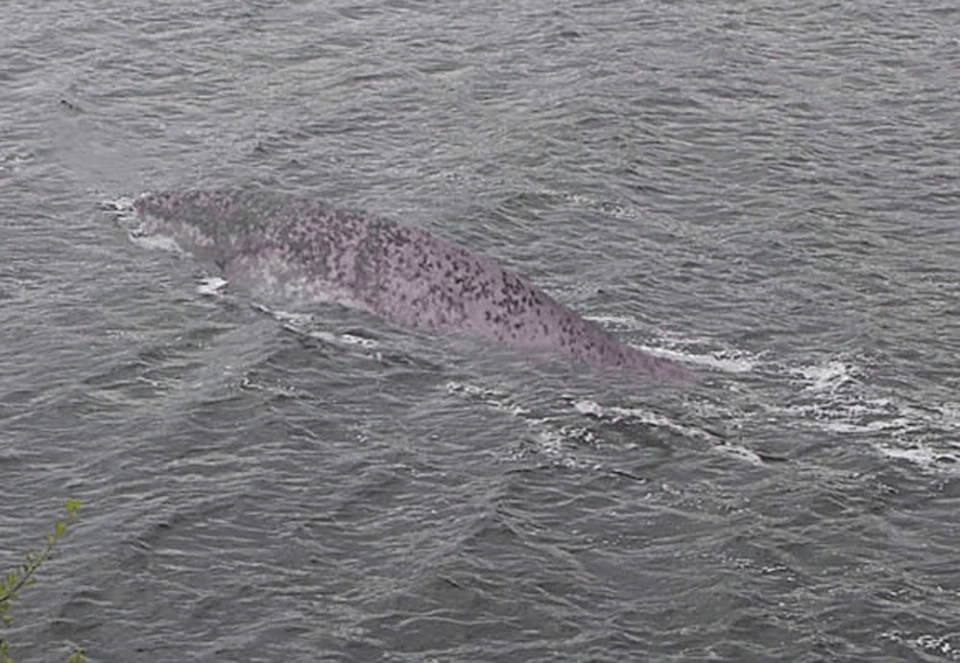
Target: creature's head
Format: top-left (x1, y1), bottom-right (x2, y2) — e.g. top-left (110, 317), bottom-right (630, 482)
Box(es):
top-left (132, 191), bottom-right (261, 267)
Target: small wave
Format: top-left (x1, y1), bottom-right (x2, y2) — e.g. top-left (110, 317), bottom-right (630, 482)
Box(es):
top-left (442, 379), bottom-right (765, 467)
top-left (572, 398), bottom-right (764, 465)
top-left (444, 379), bottom-right (606, 470)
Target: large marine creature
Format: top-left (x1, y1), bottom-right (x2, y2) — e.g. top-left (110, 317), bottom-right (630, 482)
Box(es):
top-left (132, 190), bottom-right (691, 381)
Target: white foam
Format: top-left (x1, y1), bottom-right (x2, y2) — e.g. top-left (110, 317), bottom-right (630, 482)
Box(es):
top-left (585, 314), bottom-right (640, 330)
top-left (250, 306), bottom-right (382, 351)
top-left (585, 315), bottom-right (761, 375)
top-left (197, 276), bottom-right (228, 296)
top-left (444, 381), bottom-right (529, 417)
top-left (713, 443), bottom-right (765, 465)
top-left (129, 232), bottom-right (183, 254)
top-left (102, 196), bottom-right (137, 214)
top-left (340, 333), bottom-right (379, 349)
top-left (639, 343), bottom-right (759, 374)
top-left (880, 630), bottom-right (960, 660)
top-left (792, 359), bottom-right (860, 392)
top-left (257, 307), bottom-right (313, 329)
top-left (875, 443), bottom-right (959, 468)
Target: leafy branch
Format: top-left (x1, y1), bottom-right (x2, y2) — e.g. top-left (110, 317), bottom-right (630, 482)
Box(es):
top-left (0, 500), bottom-right (85, 663)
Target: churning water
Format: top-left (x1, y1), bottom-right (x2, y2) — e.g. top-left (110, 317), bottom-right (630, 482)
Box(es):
top-left (1, 1), bottom-right (958, 661)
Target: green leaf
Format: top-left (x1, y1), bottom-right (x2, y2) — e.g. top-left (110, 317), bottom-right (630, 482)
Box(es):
top-left (2, 499), bottom-right (85, 661)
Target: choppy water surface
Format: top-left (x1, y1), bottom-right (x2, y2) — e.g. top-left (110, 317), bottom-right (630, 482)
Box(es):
top-left (2, 1), bottom-right (958, 661)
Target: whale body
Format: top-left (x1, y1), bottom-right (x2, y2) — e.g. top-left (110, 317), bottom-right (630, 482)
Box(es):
top-left (132, 190), bottom-right (691, 381)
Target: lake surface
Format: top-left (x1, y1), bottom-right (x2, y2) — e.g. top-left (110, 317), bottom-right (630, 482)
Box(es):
top-left (2, 1), bottom-right (958, 661)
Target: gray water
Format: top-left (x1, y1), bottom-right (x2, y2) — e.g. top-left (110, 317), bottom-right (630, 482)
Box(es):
top-left (2, 1), bottom-right (959, 661)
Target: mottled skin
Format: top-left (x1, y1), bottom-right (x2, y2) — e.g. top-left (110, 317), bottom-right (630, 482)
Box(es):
top-left (133, 190), bottom-right (691, 381)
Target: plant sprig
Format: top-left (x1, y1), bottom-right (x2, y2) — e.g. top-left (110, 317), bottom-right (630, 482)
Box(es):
top-left (0, 500), bottom-right (84, 663)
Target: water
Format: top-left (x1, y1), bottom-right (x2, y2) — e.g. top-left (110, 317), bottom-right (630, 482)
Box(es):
top-left (2, 1), bottom-right (958, 661)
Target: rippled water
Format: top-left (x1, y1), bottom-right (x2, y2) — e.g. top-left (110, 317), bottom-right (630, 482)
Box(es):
top-left (2, 1), bottom-right (959, 661)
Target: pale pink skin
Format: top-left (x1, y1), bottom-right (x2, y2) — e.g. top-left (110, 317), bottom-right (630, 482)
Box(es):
top-left (134, 190), bottom-right (693, 382)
